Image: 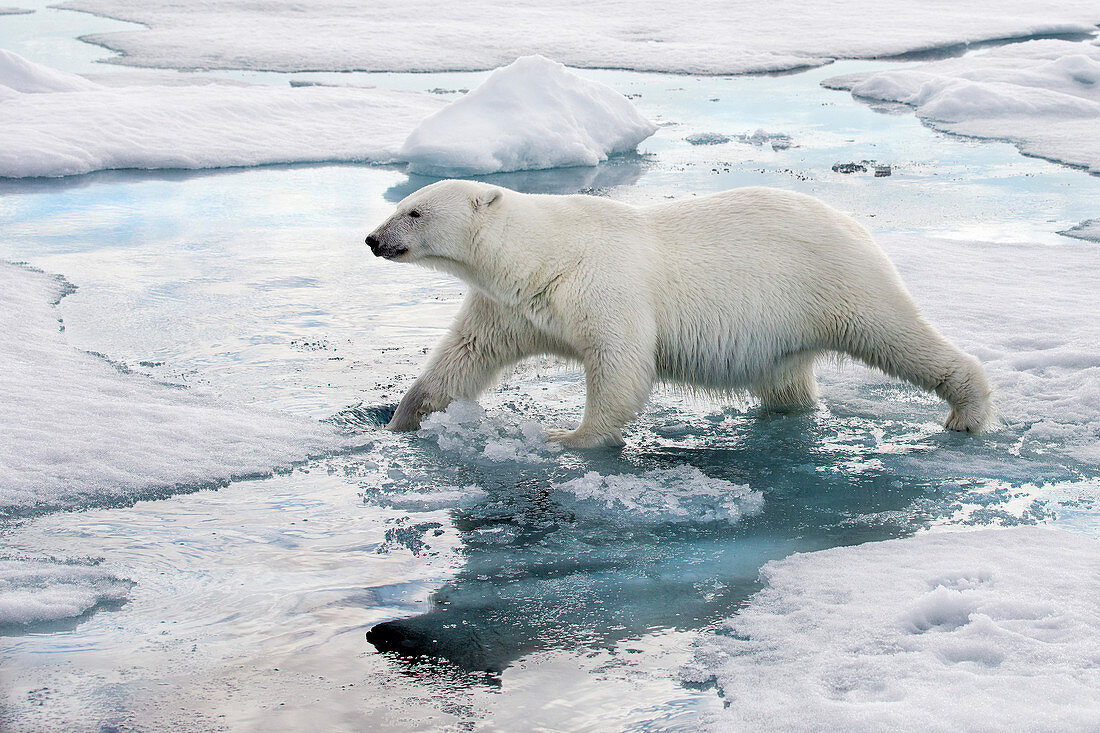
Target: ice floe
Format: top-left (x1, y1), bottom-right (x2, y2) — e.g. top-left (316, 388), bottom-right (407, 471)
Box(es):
top-left (0, 49), bottom-right (445, 178)
top-left (0, 558), bottom-right (132, 626)
top-left (826, 39), bottom-right (1100, 173)
top-left (1, 50), bottom-right (655, 178)
top-left (554, 466), bottom-right (764, 525)
top-left (400, 55), bottom-right (656, 175)
top-left (684, 527), bottom-right (1100, 731)
top-left (418, 400), bottom-right (562, 464)
top-left (59, 0), bottom-right (1100, 74)
top-left (1058, 218), bottom-right (1100, 242)
top-left (0, 262), bottom-right (338, 517)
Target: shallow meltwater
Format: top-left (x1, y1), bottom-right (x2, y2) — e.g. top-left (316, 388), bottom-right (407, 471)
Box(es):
top-left (2, 16), bottom-right (1100, 731)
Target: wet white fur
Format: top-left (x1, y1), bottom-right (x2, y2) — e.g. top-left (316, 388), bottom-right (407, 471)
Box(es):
top-left (368, 180), bottom-right (992, 447)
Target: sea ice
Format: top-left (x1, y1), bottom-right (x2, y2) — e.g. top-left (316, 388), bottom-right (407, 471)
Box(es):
top-left (554, 466), bottom-right (764, 524)
top-left (0, 49), bottom-right (445, 178)
top-left (0, 558), bottom-right (131, 626)
top-left (418, 400), bottom-right (562, 464)
top-left (825, 39), bottom-right (1100, 173)
top-left (684, 527), bottom-right (1100, 731)
top-left (58, 0), bottom-right (1100, 75)
top-left (1058, 218), bottom-right (1100, 242)
top-left (0, 262), bottom-right (337, 516)
top-left (400, 55), bottom-right (656, 175)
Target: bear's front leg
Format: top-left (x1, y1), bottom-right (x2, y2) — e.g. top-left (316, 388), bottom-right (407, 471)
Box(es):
top-left (546, 334), bottom-right (655, 449)
top-left (387, 292), bottom-right (533, 432)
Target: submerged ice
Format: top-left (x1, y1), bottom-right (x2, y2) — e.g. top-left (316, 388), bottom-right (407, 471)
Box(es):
top-left (0, 558), bottom-right (132, 627)
top-left (0, 262), bottom-right (337, 517)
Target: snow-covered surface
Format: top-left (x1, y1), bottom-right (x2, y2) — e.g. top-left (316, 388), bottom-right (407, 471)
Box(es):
top-left (0, 50), bottom-right (444, 178)
top-left (0, 559), bottom-right (131, 626)
top-left (826, 40), bottom-right (1100, 174)
top-left (554, 466), bottom-right (764, 524)
top-left (0, 7), bottom-right (34, 14)
top-left (400, 55), bottom-right (656, 175)
top-left (58, 0), bottom-right (1100, 74)
top-left (684, 527), bottom-right (1100, 731)
top-left (0, 262), bottom-right (337, 516)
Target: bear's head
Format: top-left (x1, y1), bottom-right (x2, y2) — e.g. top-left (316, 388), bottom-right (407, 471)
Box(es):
top-left (365, 180), bottom-right (504, 271)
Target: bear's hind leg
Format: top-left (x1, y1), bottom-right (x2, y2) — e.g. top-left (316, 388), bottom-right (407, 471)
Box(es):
top-left (841, 316), bottom-right (992, 433)
top-left (749, 352), bottom-right (819, 412)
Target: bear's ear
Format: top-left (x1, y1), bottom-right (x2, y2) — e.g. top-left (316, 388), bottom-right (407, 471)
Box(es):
top-left (473, 188), bottom-right (503, 210)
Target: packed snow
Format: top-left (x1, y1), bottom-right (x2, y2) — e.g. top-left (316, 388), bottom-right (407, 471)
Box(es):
top-left (0, 49), bottom-right (445, 177)
top-left (400, 56), bottom-right (656, 175)
top-left (0, 7), bottom-right (34, 14)
top-left (0, 262), bottom-right (337, 516)
top-left (58, 0), bottom-right (1100, 74)
top-left (0, 559), bottom-right (131, 626)
top-left (826, 40), bottom-right (1100, 174)
top-left (554, 466), bottom-right (764, 525)
top-left (684, 527), bottom-right (1100, 731)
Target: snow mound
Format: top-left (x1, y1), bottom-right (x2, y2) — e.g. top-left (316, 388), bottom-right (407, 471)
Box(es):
top-left (684, 527), bottom-right (1100, 731)
top-left (554, 466), bottom-right (764, 524)
top-left (400, 56), bottom-right (656, 175)
top-left (0, 48), bottom-right (99, 93)
top-left (828, 40), bottom-right (1100, 174)
top-left (0, 262), bottom-right (338, 517)
top-left (418, 399), bottom-right (562, 464)
top-left (56, 0), bottom-right (1100, 75)
top-left (0, 50), bottom-right (444, 178)
top-left (0, 559), bottom-right (132, 626)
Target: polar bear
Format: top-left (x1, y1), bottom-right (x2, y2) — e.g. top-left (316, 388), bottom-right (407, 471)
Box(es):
top-left (366, 180), bottom-right (991, 448)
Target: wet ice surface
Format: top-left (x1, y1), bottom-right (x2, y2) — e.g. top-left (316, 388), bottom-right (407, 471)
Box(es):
top-left (3, 14), bottom-right (1100, 732)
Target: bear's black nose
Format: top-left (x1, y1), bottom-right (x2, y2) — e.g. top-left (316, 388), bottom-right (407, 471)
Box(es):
top-left (365, 234), bottom-right (380, 254)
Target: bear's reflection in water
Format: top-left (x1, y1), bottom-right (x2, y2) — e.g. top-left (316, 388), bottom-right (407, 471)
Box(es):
top-left (361, 406), bottom-right (963, 678)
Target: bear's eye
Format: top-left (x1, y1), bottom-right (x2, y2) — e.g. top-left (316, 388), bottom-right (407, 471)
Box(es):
top-left (408, 209), bottom-right (421, 219)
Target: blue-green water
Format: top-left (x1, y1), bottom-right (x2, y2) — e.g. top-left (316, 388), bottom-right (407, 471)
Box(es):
top-left (2, 8), bottom-right (1099, 731)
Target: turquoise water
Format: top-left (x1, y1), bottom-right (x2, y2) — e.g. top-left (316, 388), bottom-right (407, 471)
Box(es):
top-left (2, 9), bottom-right (1099, 731)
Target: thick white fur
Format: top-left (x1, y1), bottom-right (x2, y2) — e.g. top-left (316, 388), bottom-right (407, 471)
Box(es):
top-left (367, 180), bottom-right (992, 448)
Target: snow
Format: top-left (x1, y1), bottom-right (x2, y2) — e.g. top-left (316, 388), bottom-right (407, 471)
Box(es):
top-left (0, 559), bottom-right (131, 626)
top-left (0, 7), bottom-right (34, 14)
top-left (0, 49), bottom-right (445, 178)
top-left (1, 51), bottom-right (655, 178)
top-left (0, 48), bottom-right (98, 92)
top-left (554, 466), bottom-right (764, 525)
top-left (0, 262), bottom-right (338, 517)
top-left (683, 527), bottom-right (1100, 731)
top-left (825, 40), bottom-right (1100, 174)
top-left (400, 55), bottom-right (656, 175)
top-left (58, 0), bottom-right (1100, 75)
